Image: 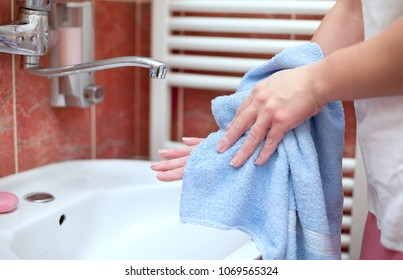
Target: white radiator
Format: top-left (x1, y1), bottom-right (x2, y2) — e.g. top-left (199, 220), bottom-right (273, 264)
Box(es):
top-left (150, 0), bottom-right (367, 260)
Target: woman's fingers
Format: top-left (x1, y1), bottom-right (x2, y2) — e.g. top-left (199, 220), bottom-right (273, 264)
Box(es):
top-left (150, 156), bottom-right (188, 181)
top-left (216, 106), bottom-right (257, 154)
top-left (150, 155), bottom-right (189, 172)
top-left (158, 146), bottom-right (194, 160)
top-left (254, 127), bottom-right (284, 165)
top-left (217, 82), bottom-right (275, 167)
top-left (228, 115), bottom-right (272, 167)
top-left (155, 166), bottom-right (185, 182)
top-left (182, 137), bottom-right (204, 146)
top-left (151, 137), bottom-right (205, 182)
top-left (158, 137), bottom-right (204, 160)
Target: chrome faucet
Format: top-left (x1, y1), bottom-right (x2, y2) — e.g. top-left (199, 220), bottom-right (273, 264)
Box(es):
top-left (0, 0), bottom-right (168, 107)
top-left (0, 0), bottom-right (50, 56)
top-left (23, 55), bottom-right (168, 79)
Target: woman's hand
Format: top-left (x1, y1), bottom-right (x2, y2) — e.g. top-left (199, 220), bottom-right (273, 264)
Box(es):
top-left (216, 65), bottom-right (326, 167)
top-left (150, 137), bottom-right (204, 181)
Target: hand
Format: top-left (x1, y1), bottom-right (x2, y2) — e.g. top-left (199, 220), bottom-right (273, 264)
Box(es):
top-left (216, 65), bottom-right (325, 167)
top-left (150, 137), bottom-right (204, 181)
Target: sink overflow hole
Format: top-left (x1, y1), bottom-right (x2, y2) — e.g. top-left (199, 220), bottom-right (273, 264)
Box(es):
top-left (59, 214), bottom-right (66, 226)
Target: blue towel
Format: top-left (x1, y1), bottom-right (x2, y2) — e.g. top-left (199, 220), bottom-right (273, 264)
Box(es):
top-left (179, 43), bottom-right (345, 260)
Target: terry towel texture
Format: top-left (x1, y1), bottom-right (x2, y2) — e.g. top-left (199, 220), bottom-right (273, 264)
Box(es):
top-left (180, 42), bottom-right (345, 260)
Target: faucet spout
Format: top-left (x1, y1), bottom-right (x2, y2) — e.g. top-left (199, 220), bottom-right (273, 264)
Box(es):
top-left (23, 56), bottom-right (168, 79)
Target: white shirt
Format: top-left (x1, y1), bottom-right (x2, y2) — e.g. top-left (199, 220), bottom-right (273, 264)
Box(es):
top-left (356, 0), bottom-right (403, 251)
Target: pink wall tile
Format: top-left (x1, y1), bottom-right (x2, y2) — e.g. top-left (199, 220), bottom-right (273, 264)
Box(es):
top-left (182, 89), bottom-right (224, 138)
top-left (16, 64), bottom-right (58, 171)
top-left (343, 101), bottom-right (356, 158)
top-left (135, 2), bottom-right (152, 159)
top-left (0, 1), bottom-right (16, 177)
top-left (15, 54), bottom-right (93, 172)
top-left (0, 72), bottom-right (15, 176)
top-left (94, 1), bottom-right (137, 158)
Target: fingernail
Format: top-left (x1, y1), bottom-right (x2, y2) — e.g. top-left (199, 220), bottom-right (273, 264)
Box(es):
top-left (254, 158), bottom-right (263, 166)
top-left (150, 162), bottom-right (159, 168)
top-left (216, 140), bottom-right (225, 153)
top-left (230, 155), bottom-right (240, 167)
top-left (158, 149), bottom-right (167, 156)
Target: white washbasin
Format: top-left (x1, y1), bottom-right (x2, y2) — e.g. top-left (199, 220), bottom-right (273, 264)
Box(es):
top-left (0, 160), bottom-right (260, 260)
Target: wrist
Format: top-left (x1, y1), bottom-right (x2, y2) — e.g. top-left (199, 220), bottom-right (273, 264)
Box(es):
top-left (309, 59), bottom-right (334, 108)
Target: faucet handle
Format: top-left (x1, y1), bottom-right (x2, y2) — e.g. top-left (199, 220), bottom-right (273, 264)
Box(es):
top-left (17, 0), bottom-right (52, 11)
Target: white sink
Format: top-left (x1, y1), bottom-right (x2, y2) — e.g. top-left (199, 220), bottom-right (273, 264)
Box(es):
top-left (0, 160), bottom-right (260, 260)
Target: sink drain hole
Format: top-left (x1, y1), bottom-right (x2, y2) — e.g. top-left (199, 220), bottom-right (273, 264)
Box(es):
top-left (59, 214), bottom-right (66, 226)
top-left (24, 192), bottom-right (54, 203)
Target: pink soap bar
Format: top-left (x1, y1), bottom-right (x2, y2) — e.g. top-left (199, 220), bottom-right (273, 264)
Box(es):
top-left (0, 192), bottom-right (19, 213)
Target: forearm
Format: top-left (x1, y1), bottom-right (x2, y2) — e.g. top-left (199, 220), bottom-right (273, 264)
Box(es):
top-left (312, 0), bottom-right (364, 56)
top-left (314, 15), bottom-right (403, 103)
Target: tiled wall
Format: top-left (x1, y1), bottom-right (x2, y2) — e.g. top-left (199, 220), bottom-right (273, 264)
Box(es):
top-left (0, 0), bottom-right (151, 177)
top-left (0, 0), bottom-right (356, 179)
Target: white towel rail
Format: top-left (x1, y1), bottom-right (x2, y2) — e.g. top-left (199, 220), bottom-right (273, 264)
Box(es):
top-left (168, 55), bottom-right (265, 73)
top-left (169, 0), bottom-right (335, 15)
top-left (169, 17), bottom-right (321, 35)
top-left (167, 73), bottom-right (241, 91)
top-left (168, 36), bottom-right (308, 54)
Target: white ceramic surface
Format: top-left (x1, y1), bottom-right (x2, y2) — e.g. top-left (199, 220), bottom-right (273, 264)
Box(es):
top-left (0, 160), bottom-right (260, 260)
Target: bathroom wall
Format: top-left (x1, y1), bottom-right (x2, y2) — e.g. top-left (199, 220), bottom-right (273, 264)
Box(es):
top-left (0, 0), bottom-right (152, 177)
top-left (0, 0), bottom-right (356, 179)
